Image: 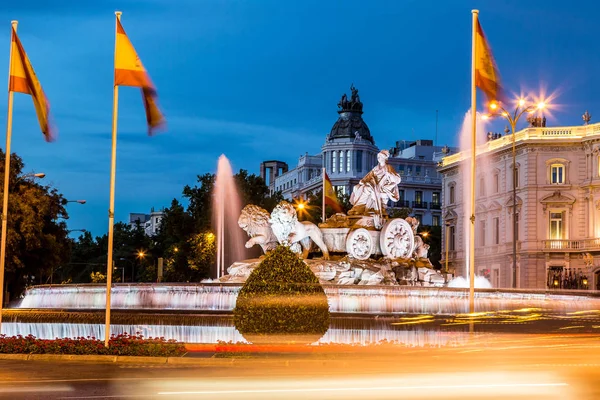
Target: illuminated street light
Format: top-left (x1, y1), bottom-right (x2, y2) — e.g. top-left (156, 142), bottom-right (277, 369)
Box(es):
top-left (137, 250), bottom-right (146, 259)
top-left (485, 97), bottom-right (548, 289)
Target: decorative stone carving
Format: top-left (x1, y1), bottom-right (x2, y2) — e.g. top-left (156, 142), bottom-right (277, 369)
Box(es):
top-left (269, 201), bottom-right (330, 260)
top-left (413, 235), bottom-right (430, 259)
top-left (345, 228), bottom-right (373, 260)
top-left (380, 218), bottom-right (415, 259)
top-left (238, 205), bottom-right (278, 254)
top-left (348, 150), bottom-right (401, 217)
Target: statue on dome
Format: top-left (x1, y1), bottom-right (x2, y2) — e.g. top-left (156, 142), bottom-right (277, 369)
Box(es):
top-left (347, 150), bottom-right (401, 217)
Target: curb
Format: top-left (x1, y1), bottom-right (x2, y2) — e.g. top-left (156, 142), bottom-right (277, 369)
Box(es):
top-left (0, 353), bottom-right (356, 366)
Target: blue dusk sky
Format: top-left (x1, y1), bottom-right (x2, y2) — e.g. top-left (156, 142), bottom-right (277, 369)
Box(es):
top-left (0, 0), bottom-right (598, 236)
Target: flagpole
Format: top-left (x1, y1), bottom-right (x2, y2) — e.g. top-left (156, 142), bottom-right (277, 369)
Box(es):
top-left (469, 10), bottom-right (478, 314)
top-left (322, 168), bottom-right (325, 223)
top-left (0, 20), bottom-right (18, 334)
top-left (105, 11), bottom-right (122, 347)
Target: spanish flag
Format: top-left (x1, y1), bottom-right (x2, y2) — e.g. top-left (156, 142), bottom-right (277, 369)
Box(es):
top-left (114, 19), bottom-right (165, 134)
top-left (474, 19), bottom-right (504, 103)
top-left (323, 172), bottom-right (342, 213)
top-left (9, 27), bottom-right (53, 141)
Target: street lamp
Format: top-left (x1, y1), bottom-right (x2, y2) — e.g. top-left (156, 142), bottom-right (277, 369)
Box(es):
top-left (485, 99), bottom-right (546, 288)
top-left (66, 199), bottom-right (86, 204)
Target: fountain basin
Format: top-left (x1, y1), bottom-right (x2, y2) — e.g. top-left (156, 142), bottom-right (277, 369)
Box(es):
top-left (14, 283), bottom-right (600, 315)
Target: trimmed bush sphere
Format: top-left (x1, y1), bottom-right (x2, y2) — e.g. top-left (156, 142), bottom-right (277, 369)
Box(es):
top-left (233, 245), bottom-right (330, 342)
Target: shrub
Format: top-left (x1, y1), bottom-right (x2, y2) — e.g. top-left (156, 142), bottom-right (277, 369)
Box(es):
top-left (233, 245), bottom-right (330, 341)
top-left (0, 333), bottom-right (186, 357)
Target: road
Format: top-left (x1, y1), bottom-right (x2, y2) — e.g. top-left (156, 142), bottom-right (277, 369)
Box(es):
top-left (0, 333), bottom-right (599, 399)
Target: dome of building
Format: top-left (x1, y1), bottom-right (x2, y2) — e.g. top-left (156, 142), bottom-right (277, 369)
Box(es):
top-left (327, 85), bottom-right (374, 145)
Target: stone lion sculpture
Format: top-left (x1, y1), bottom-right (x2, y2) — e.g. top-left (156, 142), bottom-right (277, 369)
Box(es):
top-left (238, 205), bottom-right (278, 254)
top-left (269, 201), bottom-right (330, 260)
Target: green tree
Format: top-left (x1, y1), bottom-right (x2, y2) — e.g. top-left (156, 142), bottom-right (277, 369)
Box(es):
top-left (0, 150), bottom-right (71, 300)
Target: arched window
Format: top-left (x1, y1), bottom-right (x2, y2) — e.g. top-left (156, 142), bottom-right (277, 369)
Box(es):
top-left (346, 150), bottom-right (351, 172)
top-left (332, 151), bottom-right (337, 173)
top-left (339, 150), bottom-right (344, 173)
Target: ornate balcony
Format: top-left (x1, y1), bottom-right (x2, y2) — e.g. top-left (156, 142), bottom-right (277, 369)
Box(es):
top-left (412, 201), bottom-right (428, 209)
top-left (542, 238), bottom-right (600, 251)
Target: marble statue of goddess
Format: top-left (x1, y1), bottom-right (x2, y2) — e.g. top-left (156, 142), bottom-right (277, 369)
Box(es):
top-left (348, 150), bottom-right (401, 216)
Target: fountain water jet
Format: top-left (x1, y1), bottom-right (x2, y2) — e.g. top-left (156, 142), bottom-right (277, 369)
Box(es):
top-left (213, 155), bottom-right (246, 279)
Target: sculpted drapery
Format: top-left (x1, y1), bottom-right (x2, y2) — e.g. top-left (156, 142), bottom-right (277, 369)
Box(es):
top-left (348, 150), bottom-right (401, 216)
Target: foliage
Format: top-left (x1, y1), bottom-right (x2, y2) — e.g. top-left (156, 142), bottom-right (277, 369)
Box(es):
top-left (0, 150), bottom-right (71, 299)
top-left (388, 207), bottom-right (413, 220)
top-left (69, 168), bottom-right (280, 284)
top-left (90, 271), bottom-right (106, 283)
top-left (233, 246), bottom-right (330, 338)
top-left (67, 222), bottom-right (153, 284)
top-left (0, 333), bottom-right (186, 357)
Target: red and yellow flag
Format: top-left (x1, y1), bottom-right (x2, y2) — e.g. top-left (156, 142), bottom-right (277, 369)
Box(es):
top-left (114, 19), bottom-right (165, 134)
top-left (324, 172), bottom-right (343, 213)
top-left (474, 20), bottom-right (504, 103)
top-left (9, 27), bottom-right (54, 141)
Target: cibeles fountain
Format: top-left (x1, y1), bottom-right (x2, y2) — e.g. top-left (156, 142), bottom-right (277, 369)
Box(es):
top-left (221, 149), bottom-right (447, 287)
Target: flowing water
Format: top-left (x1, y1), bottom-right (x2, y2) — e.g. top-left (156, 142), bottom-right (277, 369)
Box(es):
top-left (213, 155), bottom-right (246, 279)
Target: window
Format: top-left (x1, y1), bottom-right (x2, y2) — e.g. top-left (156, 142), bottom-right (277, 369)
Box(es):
top-left (339, 151), bottom-right (344, 173)
top-left (479, 177), bottom-right (485, 196)
top-left (415, 191), bottom-right (423, 203)
top-left (432, 192), bottom-right (440, 205)
top-left (416, 166), bottom-right (422, 176)
top-left (479, 220), bottom-right (486, 247)
top-left (432, 215), bottom-right (440, 226)
top-left (346, 150), bottom-right (351, 172)
top-left (355, 150), bottom-right (363, 172)
top-left (332, 151), bottom-right (337, 173)
top-left (449, 185), bottom-right (455, 204)
top-left (514, 167), bottom-right (519, 188)
top-left (551, 164), bottom-right (565, 184)
top-left (398, 165), bottom-right (405, 175)
top-left (493, 173), bottom-right (499, 193)
top-left (449, 226), bottom-right (456, 251)
top-left (493, 217), bottom-right (499, 245)
top-left (415, 214), bottom-right (422, 224)
top-left (399, 189), bottom-right (405, 201)
top-left (549, 212), bottom-right (563, 239)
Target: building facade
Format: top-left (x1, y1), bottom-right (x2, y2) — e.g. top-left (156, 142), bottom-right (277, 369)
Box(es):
top-left (439, 120), bottom-right (600, 290)
top-left (261, 85), bottom-right (455, 226)
top-left (129, 209), bottom-right (164, 236)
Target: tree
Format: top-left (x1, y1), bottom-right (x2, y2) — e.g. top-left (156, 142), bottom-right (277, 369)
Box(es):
top-left (0, 150), bottom-right (71, 300)
top-left (155, 169), bottom-right (281, 282)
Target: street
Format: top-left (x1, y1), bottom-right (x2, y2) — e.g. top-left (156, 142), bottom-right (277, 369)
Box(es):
top-left (0, 333), bottom-right (598, 399)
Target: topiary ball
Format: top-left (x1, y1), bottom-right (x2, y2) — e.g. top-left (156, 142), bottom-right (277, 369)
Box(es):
top-left (233, 245), bottom-right (330, 344)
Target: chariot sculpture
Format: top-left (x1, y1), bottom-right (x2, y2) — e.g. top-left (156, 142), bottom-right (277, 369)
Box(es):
top-left (238, 150), bottom-right (426, 262)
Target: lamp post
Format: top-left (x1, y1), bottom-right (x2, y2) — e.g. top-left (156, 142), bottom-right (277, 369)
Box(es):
top-left (485, 99), bottom-right (545, 288)
top-left (135, 250), bottom-right (146, 282)
top-left (66, 199), bottom-right (86, 204)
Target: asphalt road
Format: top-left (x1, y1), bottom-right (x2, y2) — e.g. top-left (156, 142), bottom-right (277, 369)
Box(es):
top-left (0, 333), bottom-right (599, 400)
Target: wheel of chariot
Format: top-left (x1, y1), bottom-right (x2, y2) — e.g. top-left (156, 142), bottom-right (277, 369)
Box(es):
top-left (379, 218), bottom-right (415, 259)
top-left (345, 228), bottom-right (373, 260)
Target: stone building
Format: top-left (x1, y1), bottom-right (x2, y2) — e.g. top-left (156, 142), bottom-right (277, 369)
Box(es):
top-left (438, 119), bottom-right (600, 290)
top-left (261, 85), bottom-right (455, 226)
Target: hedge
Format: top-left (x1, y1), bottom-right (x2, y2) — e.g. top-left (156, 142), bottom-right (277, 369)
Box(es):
top-left (0, 333), bottom-right (186, 356)
top-left (233, 245), bottom-right (330, 341)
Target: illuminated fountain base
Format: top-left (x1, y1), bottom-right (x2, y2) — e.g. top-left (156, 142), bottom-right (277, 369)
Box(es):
top-left (0, 317), bottom-right (469, 346)
top-left (15, 283), bottom-right (600, 315)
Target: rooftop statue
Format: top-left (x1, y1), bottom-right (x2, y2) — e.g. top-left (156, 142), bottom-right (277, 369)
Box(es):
top-left (347, 150), bottom-right (401, 217)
